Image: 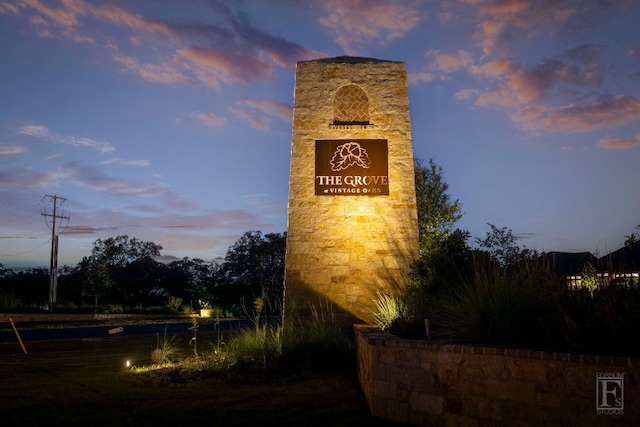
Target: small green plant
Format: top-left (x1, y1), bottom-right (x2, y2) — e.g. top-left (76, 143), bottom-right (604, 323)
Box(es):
top-left (151, 326), bottom-right (179, 364)
top-left (198, 299), bottom-right (212, 309)
top-left (253, 296), bottom-right (264, 329)
top-left (300, 300), bottom-right (352, 349)
top-left (189, 315), bottom-right (198, 357)
top-left (229, 296), bottom-right (281, 368)
top-left (229, 324), bottom-right (282, 368)
top-left (165, 296), bottom-right (183, 313)
top-left (98, 304), bottom-right (123, 314)
top-left (369, 292), bottom-right (406, 331)
top-left (181, 342), bottom-right (236, 371)
top-left (212, 305), bottom-right (223, 346)
top-left (580, 262), bottom-right (599, 294)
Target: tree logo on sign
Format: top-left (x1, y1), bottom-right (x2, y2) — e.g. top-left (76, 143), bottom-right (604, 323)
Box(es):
top-left (330, 142), bottom-right (371, 171)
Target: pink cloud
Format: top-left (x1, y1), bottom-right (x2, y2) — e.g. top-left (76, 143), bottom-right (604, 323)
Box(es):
top-left (470, 58), bottom-right (518, 77)
top-left (476, 18), bottom-right (507, 55)
top-left (0, 2), bottom-right (19, 14)
top-left (64, 208), bottom-right (264, 252)
top-left (473, 52), bottom-right (604, 107)
top-left (19, 0), bottom-right (86, 27)
top-left (236, 98), bottom-right (292, 122)
top-left (471, 1), bottom-right (634, 58)
top-left (178, 47), bottom-right (273, 86)
top-left (230, 108), bottom-right (270, 131)
top-left (100, 158), bottom-right (150, 167)
top-left (454, 88), bottom-right (482, 101)
top-left (507, 60), bottom-right (585, 103)
top-left (511, 95), bottom-right (640, 133)
top-left (475, 88), bottom-right (520, 107)
top-left (102, 1), bottom-right (316, 78)
top-left (79, 177), bottom-right (168, 197)
top-left (598, 135), bottom-right (640, 149)
top-left (427, 49), bottom-right (474, 73)
top-left (9, 0), bottom-right (317, 89)
top-left (473, 0), bottom-right (577, 55)
top-left (18, 123), bottom-right (115, 153)
top-left (408, 72), bottom-right (436, 85)
top-left (29, 14), bottom-right (48, 26)
top-left (480, 0), bottom-right (531, 16)
top-left (113, 55), bottom-right (187, 84)
top-left (92, 4), bottom-right (173, 36)
top-left (0, 143), bottom-right (26, 155)
top-left (318, 0), bottom-right (420, 54)
top-left (0, 166), bottom-right (76, 189)
top-left (191, 112), bottom-right (227, 128)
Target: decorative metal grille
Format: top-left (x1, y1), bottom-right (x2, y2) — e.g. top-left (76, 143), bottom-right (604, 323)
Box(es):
top-left (333, 84), bottom-right (369, 124)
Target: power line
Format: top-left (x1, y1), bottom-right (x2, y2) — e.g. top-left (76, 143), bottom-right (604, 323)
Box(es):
top-left (0, 239), bottom-right (51, 257)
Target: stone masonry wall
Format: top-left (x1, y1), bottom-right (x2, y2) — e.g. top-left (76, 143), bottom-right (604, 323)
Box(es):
top-left (355, 325), bottom-right (640, 426)
top-left (284, 57), bottom-right (419, 325)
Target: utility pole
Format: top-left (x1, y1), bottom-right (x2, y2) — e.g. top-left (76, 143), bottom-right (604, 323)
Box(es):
top-left (41, 195), bottom-right (70, 309)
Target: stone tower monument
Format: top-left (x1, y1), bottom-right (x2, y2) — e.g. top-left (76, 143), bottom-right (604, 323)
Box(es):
top-left (284, 56), bottom-right (419, 325)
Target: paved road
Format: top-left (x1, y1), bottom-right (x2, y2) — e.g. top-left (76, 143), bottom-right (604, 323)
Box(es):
top-left (0, 318), bottom-right (255, 344)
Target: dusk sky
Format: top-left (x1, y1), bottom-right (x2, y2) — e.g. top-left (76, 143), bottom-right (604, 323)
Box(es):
top-left (1, 0), bottom-right (639, 269)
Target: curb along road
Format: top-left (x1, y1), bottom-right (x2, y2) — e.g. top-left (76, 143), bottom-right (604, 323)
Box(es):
top-left (0, 313), bottom-right (256, 344)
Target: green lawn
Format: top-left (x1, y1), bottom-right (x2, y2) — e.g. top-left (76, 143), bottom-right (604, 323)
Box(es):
top-left (0, 332), bottom-right (400, 427)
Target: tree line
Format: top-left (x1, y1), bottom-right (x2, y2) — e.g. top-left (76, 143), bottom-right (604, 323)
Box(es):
top-left (0, 157), bottom-right (502, 314)
top-left (2, 157), bottom-right (636, 315)
top-left (0, 231), bottom-right (286, 313)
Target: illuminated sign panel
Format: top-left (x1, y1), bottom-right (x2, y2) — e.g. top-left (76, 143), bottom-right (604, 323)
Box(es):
top-left (315, 139), bottom-right (389, 196)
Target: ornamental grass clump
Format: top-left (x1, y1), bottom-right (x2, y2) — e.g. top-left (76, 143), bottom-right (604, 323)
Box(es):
top-left (369, 292), bottom-right (404, 331)
top-left (432, 267), bottom-right (540, 345)
top-left (281, 300), bottom-right (355, 374)
top-left (368, 292), bottom-right (422, 337)
top-left (227, 296), bottom-right (282, 369)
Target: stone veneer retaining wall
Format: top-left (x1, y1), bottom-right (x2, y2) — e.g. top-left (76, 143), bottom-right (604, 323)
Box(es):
top-left (355, 325), bottom-right (639, 426)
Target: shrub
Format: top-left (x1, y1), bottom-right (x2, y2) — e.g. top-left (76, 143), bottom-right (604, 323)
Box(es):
top-left (415, 252), bottom-right (640, 356)
top-left (0, 293), bottom-right (23, 311)
top-left (181, 305), bottom-right (195, 314)
top-left (52, 300), bottom-right (78, 312)
top-left (431, 267), bottom-right (540, 345)
top-left (538, 284), bottom-right (640, 355)
top-left (165, 296), bottom-right (183, 313)
top-left (97, 304), bottom-right (123, 314)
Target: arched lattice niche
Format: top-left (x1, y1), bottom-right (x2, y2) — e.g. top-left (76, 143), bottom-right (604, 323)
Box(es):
top-left (333, 84), bottom-right (370, 125)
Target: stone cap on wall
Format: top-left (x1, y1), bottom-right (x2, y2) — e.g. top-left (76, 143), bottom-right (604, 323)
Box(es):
top-left (299, 56), bottom-right (404, 65)
top-left (355, 324), bottom-right (640, 368)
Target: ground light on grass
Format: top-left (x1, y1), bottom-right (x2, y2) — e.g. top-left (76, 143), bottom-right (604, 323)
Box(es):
top-left (0, 334), bottom-right (402, 427)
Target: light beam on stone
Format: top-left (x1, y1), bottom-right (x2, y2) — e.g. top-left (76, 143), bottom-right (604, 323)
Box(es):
top-left (283, 56), bottom-right (419, 326)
